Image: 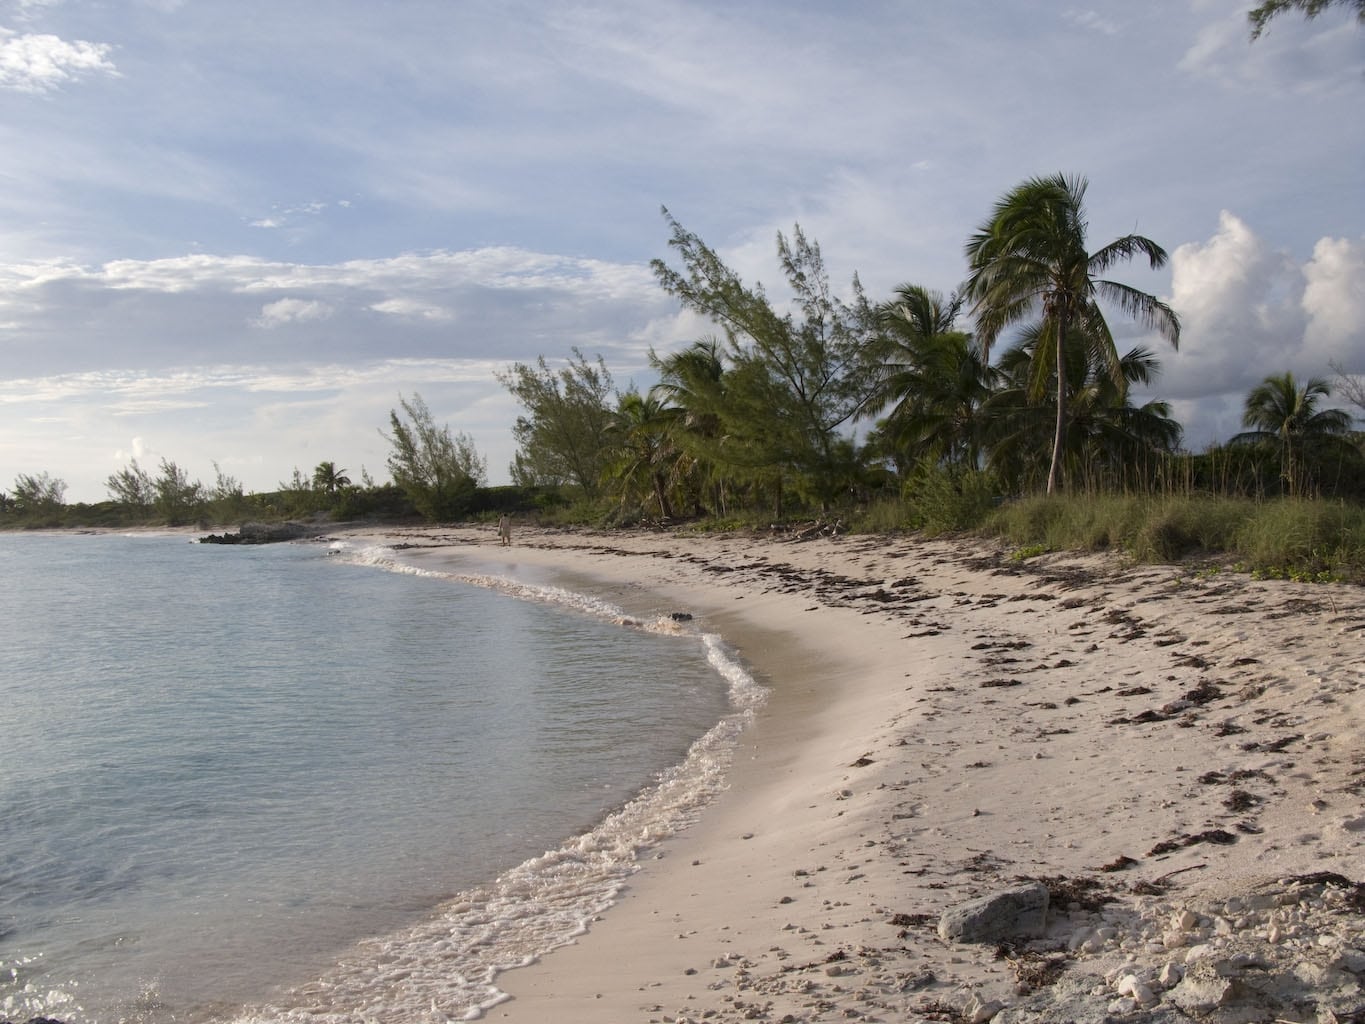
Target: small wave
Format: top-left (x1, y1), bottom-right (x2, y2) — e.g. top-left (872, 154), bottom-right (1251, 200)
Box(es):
top-left (335, 542), bottom-right (732, 646)
top-left (225, 540), bottom-right (765, 1022)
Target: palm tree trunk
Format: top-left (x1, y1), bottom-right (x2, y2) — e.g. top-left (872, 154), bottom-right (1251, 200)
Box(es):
top-left (1046, 321), bottom-right (1068, 494)
top-left (653, 472), bottom-right (673, 519)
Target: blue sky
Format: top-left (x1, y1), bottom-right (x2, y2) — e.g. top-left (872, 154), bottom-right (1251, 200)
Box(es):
top-left (1, 0), bottom-right (1362, 502)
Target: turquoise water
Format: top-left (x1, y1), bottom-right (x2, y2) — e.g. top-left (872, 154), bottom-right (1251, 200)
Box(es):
top-left (0, 533), bottom-right (757, 1023)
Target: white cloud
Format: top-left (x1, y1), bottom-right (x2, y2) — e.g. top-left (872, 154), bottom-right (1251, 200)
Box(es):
top-left (1152, 212), bottom-right (1365, 447)
top-left (1302, 235), bottom-right (1365, 364)
top-left (247, 201), bottom-right (333, 231)
top-left (1179, 6), bottom-right (1365, 91)
top-left (251, 297), bottom-right (334, 329)
top-left (1164, 210), bottom-right (1303, 397)
top-left (0, 27), bottom-right (116, 93)
top-left (369, 297), bottom-right (453, 322)
top-left (112, 436), bottom-right (150, 463)
top-left (1064, 9), bottom-right (1121, 35)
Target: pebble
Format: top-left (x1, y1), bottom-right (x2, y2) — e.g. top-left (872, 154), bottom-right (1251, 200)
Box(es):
top-left (1158, 962), bottom-right (1183, 988)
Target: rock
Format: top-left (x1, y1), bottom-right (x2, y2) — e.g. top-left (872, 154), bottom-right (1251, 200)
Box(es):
top-left (1166, 962), bottom-right (1241, 1011)
top-left (1157, 961), bottom-right (1183, 988)
top-left (199, 521), bottom-right (314, 545)
top-left (967, 996), bottom-right (1005, 1023)
top-left (938, 882), bottom-right (1049, 944)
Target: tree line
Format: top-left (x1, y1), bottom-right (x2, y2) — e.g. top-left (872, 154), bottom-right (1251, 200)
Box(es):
top-left (493, 176), bottom-right (1362, 524)
top-left (3, 172), bottom-right (1363, 532)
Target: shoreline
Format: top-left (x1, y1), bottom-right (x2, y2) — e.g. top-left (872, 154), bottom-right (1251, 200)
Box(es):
top-left (368, 524), bottom-right (1365, 1024)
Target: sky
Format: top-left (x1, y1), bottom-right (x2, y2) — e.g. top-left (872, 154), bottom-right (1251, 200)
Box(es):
top-left (1, 0), bottom-right (1362, 503)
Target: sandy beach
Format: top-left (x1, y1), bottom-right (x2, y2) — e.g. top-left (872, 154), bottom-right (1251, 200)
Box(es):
top-left (367, 523), bottom-right (1363, 1024)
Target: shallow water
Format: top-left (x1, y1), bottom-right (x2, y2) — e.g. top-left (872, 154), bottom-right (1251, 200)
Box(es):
top-left (0, 533), bottom-right (755, 1023)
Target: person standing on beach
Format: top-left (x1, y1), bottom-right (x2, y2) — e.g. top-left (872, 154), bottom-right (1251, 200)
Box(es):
top-left (498, 514), bottom-right (512, 546)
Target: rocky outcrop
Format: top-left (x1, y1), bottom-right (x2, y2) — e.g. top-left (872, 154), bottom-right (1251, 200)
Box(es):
top-left (991, 874), bottom-right (1365, 1023)
top-left (199, 521), bottom-right (315, 544)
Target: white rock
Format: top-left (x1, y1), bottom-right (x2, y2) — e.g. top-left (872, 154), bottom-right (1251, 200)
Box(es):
top-left (1107, 996), bottom-right (1139, 1015)
top-left (1161, 930), bottom-right (1187, 949)
top-left (1105, 963), bottom-right (1140, 985)
top-left (967, 996), bottom-right (1004, 1023)
top-left (1183, 943), bottom-right (1214, 964)
top-left (1157, 962), bottom-right (1183, 988)
top-left (1176, 909), bottom-right (1199, 931)
top-left (1168, 969), bottom-right (1235, 1011)
top-left (1115, 974), bottom-right (1142, 996)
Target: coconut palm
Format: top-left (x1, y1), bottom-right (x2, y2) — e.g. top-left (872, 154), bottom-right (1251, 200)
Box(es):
top-left (604, 389), bottom-right (677, 520)
top-left (964, 174), bottom-right (1180, 494)
top-left (650, 338), bottom-right (730, 514)
top-left (984, 326), bottom-right (1181, 492)
top-left (869, 284), bottom-right (992, 472)
top-left (1232, 372), bottom-right (1354, 496)
top-left (312, 461), bottom-right (351, 496)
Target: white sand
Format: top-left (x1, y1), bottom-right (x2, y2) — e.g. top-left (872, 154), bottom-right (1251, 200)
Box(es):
top-left (363, 523), bottom-right (1365, 1023)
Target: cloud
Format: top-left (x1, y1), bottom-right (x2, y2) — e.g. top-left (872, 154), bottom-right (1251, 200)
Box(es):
top-left (1150, 212), bottom-right (1365, 447)
top-left (247, 200), bottom-right (335, 230)
top-left (251, 297), bottom-right (334, 329)
top-left (0, 245), bottom-right (671, 376)
top-left (0, 27), bottom-right (117, 93)
top-left (1302, 235), bottom-right (1365, 364)
top-left (369, 297), bottom-right (453, 321)
top-left (1064, 9), bottom-right (1121, 35)
top-left (1179, 7), bottom-right (1365, 92)
top-left (1163, 210), bottom-right (1303, 399)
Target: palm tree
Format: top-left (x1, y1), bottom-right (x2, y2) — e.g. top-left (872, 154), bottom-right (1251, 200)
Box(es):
top-left (1232, 372), bottom-right (1354, 496)
top-left (964, 174), bottom-right (1180, 494)
top-left (650, 338), bottom-right (733, 514)
top-left (984, 327), bottom-right (1181, 492)
top-left (312, 461), bottom-right (351, 496)
top-left (869, 284), bottom-right (992, 473)
top-left (604, 390), bottom-right (677, 520)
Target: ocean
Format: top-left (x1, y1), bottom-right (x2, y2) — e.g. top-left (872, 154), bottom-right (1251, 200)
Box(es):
top-left (0, 531), bottom-right (761, 1023)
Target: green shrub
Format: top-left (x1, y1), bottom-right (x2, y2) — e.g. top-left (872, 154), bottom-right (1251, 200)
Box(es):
top-left (903, 463), bottom-right (998, 536)
top-left (850, 498), bottom-right (917, 534)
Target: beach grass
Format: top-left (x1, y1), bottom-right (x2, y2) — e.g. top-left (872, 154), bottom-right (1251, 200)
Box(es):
top-left (984, 493), bottom-right (1365, 580)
